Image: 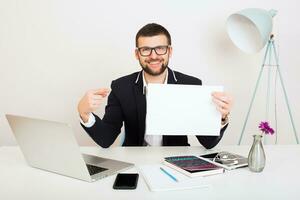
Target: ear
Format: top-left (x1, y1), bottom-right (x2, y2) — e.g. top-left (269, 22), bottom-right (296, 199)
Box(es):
top-left (135, 49), bottom-right (139, 60)
top-left (168, 46), bottom-right (173, 58)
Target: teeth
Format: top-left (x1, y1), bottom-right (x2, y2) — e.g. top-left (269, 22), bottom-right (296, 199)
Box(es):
top-left (149, 61), bottom-right (160, 64)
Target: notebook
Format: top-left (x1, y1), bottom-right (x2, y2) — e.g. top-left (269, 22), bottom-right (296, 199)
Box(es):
top-left (138, 164), bottom-right (210, 192)
top-left (163, 155), bottom-right (224, 177)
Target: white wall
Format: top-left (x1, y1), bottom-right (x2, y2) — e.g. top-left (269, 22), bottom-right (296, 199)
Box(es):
top-left (1, 0), bottom-right (299, 146)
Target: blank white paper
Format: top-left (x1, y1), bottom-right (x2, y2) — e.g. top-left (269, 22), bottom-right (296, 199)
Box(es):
top-left (145, 84), bottom-right (223, 136)
top-left (138, 164), bottom-right (210, 192)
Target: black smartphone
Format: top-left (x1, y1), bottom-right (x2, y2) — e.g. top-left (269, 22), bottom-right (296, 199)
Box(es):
top-left (201, 153), bottom-right (218, 159)
top-left (113, 173), bottom-right (139, 190)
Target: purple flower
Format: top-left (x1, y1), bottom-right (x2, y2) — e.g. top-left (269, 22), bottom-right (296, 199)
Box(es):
top-left (259, 121), bottom-right (275, 135)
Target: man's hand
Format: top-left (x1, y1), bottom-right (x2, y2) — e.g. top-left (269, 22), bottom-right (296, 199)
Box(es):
top-left (78, 88), bottom-right (110, 123)
top-left (211, 92), bottom-right (233, 120)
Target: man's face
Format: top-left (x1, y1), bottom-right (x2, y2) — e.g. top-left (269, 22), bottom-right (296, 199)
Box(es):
top-left (135, 35), bottom-right (172, 76)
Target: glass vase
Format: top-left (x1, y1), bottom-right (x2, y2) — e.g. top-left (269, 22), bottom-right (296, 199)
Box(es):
top-left (248, 135), bottom-right (266, 172)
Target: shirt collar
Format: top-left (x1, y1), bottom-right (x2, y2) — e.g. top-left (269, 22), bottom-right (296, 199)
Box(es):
top-left (142, 70), bottom-right (168, 87)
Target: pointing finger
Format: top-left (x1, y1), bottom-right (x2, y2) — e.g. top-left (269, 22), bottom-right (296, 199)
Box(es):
top-left (94, 88), bottom-right (110, 96)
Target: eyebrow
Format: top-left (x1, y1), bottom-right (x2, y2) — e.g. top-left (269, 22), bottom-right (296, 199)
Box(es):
top-left (137, 45), bottom-right (169, 48)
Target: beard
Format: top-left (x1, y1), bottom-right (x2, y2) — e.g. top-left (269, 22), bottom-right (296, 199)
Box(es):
top-left (139, 58), bottom-right (168, 76)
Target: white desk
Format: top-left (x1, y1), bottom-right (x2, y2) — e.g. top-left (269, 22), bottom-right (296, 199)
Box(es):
top-left (1, 145), bottom-right (299, 200)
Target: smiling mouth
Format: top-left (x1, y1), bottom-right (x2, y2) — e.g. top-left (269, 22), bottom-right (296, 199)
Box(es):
top-left (147, 60), bottom-right (162, 67)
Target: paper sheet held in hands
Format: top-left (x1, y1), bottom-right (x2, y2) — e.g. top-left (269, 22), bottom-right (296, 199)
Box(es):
top-left (145, 84), bottom-right (223, 136)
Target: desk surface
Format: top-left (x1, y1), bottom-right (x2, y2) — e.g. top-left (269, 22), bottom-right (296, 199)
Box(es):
top-left (1, 145), bottom-right (299, 200)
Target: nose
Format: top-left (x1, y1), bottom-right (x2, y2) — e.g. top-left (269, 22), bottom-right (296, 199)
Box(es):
top-left (149, 49), bottom-right (159, 59)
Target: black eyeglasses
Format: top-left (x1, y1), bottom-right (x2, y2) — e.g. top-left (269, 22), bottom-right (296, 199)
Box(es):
top-left (137, 45), bottom-right (170, 57)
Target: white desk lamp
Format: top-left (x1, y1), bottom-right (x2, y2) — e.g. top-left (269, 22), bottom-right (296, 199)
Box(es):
top-left (226, 8), bottom-right (299, 144)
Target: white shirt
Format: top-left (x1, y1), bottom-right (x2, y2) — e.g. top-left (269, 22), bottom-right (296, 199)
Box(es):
top-left (142, 71), bottom-right (168, 146)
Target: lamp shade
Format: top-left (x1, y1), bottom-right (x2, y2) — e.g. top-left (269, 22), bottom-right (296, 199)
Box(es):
top-left (227, 8), bottom-right (277, 53)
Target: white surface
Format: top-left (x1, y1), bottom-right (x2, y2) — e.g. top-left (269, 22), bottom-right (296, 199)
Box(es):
top-left (145, 84), bottom-right (223, 136)
top-left (1, 145), bottom-right (300, 200)
top-left (1, 0), bottom-right (300, 146)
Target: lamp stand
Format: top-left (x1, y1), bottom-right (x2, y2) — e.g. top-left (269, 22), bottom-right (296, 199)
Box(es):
top-left (238, 35), bottom-right (299, 145)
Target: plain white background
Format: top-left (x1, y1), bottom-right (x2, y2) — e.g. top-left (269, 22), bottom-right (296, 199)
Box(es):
top-left (1, 0), bottom-right (299, 146)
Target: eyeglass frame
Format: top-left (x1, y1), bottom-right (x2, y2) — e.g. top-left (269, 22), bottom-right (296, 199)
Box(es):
top-left (136, 45), bottom-right (171, 57)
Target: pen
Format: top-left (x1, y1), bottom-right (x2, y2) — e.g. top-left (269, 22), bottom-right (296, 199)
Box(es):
top-left (160, 167), bottom-right (178, 182)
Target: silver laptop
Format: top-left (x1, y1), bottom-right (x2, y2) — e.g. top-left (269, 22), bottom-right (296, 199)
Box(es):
top-left (6, 114), bottom-right (134, 182)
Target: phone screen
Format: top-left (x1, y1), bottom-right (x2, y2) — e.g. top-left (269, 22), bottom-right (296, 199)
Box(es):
top-left (113, 173), bottom-right (139, 190)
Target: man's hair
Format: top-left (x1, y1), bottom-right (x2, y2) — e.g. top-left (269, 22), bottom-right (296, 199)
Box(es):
top-left (135, 23), bottom-right (171, 47)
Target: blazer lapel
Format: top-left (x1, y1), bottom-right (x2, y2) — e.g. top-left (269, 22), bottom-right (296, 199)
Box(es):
top-left (167, 67), bottom-right (177, 84)
top-left (133, 71), bottom-right (146, 145)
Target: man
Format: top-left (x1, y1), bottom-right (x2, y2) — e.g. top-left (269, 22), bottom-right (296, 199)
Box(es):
top-left (78, 23), bottom-right (233, 149)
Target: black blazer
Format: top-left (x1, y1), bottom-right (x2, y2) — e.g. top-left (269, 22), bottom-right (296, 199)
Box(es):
top-left (81, 68), bottom-right (227, 149)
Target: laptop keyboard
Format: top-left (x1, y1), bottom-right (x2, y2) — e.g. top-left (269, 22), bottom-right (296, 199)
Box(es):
top-left (86, 164), bottom-right (108, 176)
